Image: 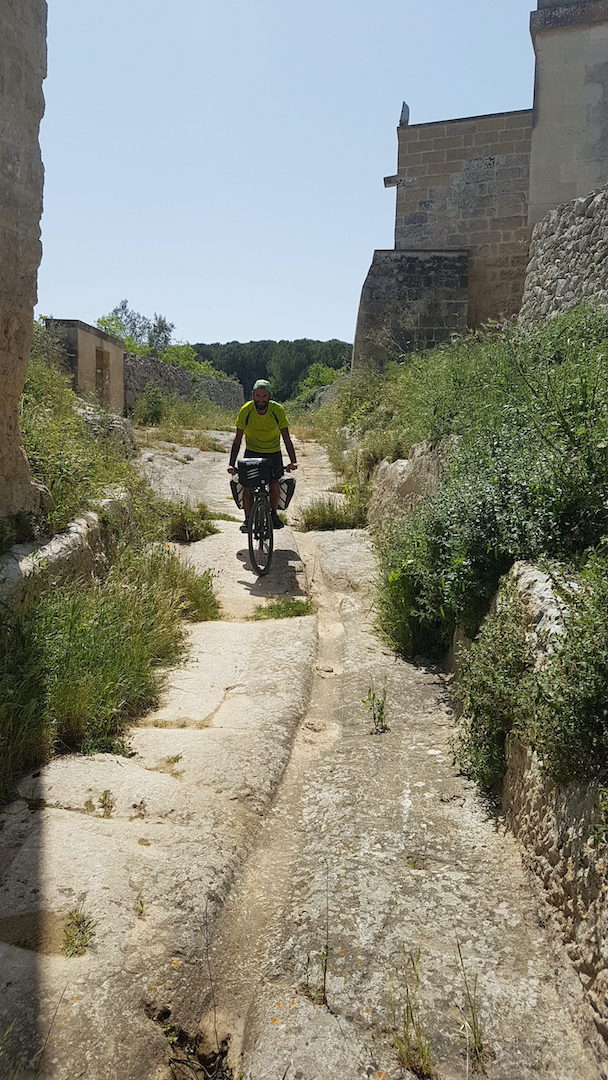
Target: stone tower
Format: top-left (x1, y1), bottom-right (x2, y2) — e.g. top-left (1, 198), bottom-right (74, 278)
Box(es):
top-left (352, 0), bottom-right (608, 370)
top-left (528, 0), bottom-right (608, 224)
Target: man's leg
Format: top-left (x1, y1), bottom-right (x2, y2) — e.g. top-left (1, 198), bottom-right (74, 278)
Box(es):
top-left (239, 486), bottom-right (252, 532)
top-left (270, 477), bottom-right (284, 529)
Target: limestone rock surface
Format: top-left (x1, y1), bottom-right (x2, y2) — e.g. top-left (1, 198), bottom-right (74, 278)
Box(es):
top-left (367, 441), bottom-right (442, 527)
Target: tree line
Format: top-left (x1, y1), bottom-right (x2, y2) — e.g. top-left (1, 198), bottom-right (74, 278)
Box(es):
top-left (193, 339), bottom-right (351, 399)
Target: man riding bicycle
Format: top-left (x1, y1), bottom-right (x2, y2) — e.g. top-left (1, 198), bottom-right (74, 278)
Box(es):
top-left (227, 379), bottom-right (298, 531)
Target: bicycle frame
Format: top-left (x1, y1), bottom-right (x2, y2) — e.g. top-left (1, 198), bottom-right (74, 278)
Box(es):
top-left (247, 479), bottom-right (274, 575)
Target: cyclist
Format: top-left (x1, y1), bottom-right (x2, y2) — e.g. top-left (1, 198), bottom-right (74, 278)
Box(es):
top-left (227, 379), bottom-right (298, 531)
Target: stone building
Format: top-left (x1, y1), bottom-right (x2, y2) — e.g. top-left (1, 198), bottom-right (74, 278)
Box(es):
top-left (48, 319), bottom-right (126, 413)
top-left (353, 0), bottom-right (608, 368)
top-left (0, 1), bottom-right (48, 519)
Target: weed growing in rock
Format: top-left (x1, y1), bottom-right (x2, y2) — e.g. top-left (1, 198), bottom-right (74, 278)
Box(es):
top-left (452, 585), bottom-right (534, 791)
top-left (63, 906), bottom-right (96, 957)
top-left (363, 683), bottom-right (390, 734)
top-left (98, 790), bottom-right (115, 818)
top-left (0, 1023), bottom-right (39, 1080)
top-left (249, 598), bottom-right (315, 620)
top-left (393, 951), bottom-right (437, 1079)
top-left (454, 548), bottom-right (608, 789)
top-left (456, 941), bottom-right (491, 1074)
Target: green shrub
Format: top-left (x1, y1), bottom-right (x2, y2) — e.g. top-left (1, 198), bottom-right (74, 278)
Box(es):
top-left (133, 384), bottom-right (166, 425)
top-left (373, 307), bottom-right (608, 657)
top-left (159, 343), bottom-right (230, 379)
top-left (529, 551), bottom-right (608, 782)
top-left (452, 587), bottom-right (534, 790)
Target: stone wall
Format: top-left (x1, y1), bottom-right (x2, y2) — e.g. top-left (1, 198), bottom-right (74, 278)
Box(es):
top-left (123, 354), bottom-right (244, 413)
top-left (503, 738), bottom-right (608, 1043)
top-left (519, 185), bottom-right (608, 322)
top-left (499, 562), bottom-right (608, 1046)
top-left (0, 1), bottom-right (48, 519)
top-left (392, 111), bottom-right (533, 327)
top-left (352, 250), bottom-right (468, 368)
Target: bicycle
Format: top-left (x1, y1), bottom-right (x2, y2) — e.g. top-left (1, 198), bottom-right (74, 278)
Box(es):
top-left (237, 458), bottom-right (274, 575)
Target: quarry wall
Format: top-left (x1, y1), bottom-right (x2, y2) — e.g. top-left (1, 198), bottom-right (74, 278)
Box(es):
top-left (0, 0), bottom-right (48, 519)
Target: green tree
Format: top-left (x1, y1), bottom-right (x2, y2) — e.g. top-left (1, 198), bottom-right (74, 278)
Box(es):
top-left (97, 301), bottom-right (175, 356)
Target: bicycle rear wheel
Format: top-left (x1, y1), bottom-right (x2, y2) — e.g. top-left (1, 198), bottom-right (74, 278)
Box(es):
top-left (248, 492), bottom-right (274, 575)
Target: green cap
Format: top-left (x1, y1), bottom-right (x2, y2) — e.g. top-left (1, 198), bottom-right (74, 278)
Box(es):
top-left (252, 379), bottom-right (272, 393)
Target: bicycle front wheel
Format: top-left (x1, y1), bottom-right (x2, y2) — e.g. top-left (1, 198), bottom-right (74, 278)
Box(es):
top-left (248, 493), bottom-right (274, 575)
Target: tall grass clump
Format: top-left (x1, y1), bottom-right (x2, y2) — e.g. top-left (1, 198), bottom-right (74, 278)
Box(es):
top-left (19, 322), bottom-right (133, 536)
top-left (0, 322), bottom-right (223, 803)
top-left (0, 543), bottom-right (219, 801)
top-left (297, 487), bottom-right (368, 531)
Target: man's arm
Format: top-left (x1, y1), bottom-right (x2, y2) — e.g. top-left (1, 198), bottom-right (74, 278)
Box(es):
top-left (281, 428), bottom-right (298, 472)
top-left (228, 428), bottom-right (243, 474)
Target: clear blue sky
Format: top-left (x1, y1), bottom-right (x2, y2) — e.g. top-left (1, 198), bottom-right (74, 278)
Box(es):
top-left (36, 0), bottom-right (535, 345)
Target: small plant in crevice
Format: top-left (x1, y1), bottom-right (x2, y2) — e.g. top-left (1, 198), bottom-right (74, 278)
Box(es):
top-left (63, 906), bottom-right (96, 957)
top-left (98, 790), bottom-right (115, 818)
top-left (393, 950), bottom-right (437, 1079)
top-left (304, 863), bottom-right (332, 1008)
top-left (363, 683), bottom-right (390, 735)
top-left (163, 501), bottom-right (219, 544)
top-left (456, 941), bottom-right (491, 1074)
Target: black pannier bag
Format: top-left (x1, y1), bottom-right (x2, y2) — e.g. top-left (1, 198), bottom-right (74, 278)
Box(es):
top-left (237, 457), bottom-right (272, 488)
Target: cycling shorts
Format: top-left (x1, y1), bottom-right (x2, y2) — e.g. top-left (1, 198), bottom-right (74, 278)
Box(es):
top-left (242, 449), bottom-right (284, 482)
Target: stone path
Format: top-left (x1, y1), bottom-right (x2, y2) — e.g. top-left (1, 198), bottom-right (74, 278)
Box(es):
top-left (0, 437), bottom-right (603, 1080)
